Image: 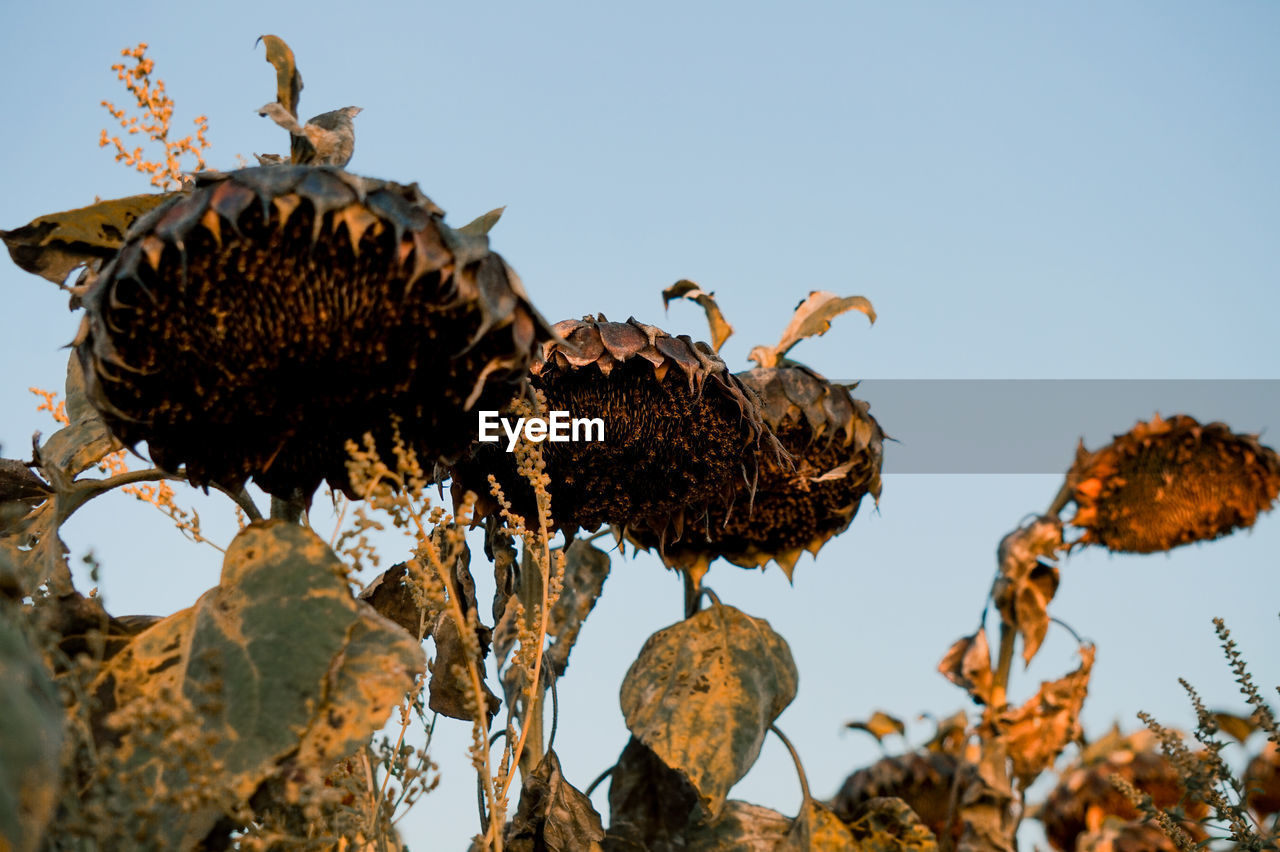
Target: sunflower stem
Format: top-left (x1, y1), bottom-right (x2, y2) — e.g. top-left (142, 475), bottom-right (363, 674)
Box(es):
top-left (1045, 479), bottom-right (1072, 518)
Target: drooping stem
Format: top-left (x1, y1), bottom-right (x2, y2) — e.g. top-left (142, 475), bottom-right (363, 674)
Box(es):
top-left (770, 724), bottom-right (811, 804)
top-left (990, 621), bottom-right (1017, 710)
top-left (1045, 478), bottom-right (1072, 518)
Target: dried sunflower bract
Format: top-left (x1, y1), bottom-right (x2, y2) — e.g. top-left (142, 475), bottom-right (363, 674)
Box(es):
top-left (77, 165), bottom-right (555, 498)
top-left (452, 315), bottom-right (775, 537)
top-left (1066, 414), bottom-right (1280, 554)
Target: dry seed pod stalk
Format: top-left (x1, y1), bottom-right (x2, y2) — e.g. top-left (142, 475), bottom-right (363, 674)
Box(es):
top-left (77, 165), bottom-right (555, 498)
top-left (1039, 729), bottom-right (1208, 851)
top-left (451, 315), bottom-right (775, 537)
top-left (629, 287), bottom-right (883, 581)
top-left (1066, 414), bottom-right (1280, 554)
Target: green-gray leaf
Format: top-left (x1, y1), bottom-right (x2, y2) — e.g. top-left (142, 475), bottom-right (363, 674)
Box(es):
top-left (619, 604), bottom-right (798, 816)
top-left (0, 607), bottom-right (63, 852)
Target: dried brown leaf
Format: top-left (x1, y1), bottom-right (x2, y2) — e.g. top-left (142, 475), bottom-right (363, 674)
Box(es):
top-left (938, 629), bottom-right (994, 706)
top-left (607, 736), bottom-right (705, 850)
top-left (1210, 710), bottom-right (1257, 744)
top-left (996, 644), bottom-right (1094, 786)
top-left (748, 291), bottom-right (875, 368)
top-left (0, 193), bottom-right (174, 285)
top-left (682, 800), bottom-right (791, 851)
top-left (992, 517), bottom-right (1063, 665)
top-left (662, 279), bottom-right (734, 353)
top-left (428, 611), bottom-right (500, 723)
top-left (256, 34), bottom-right (303, 117)
top-left (546, 538), bottom-right (611, 676)
top-left (504, 749), bottom-right (605, 852)
top-left (846, 710), bottom-right (908, 744)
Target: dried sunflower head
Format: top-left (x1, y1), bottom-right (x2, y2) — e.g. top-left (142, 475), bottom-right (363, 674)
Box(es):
top-left (626, 287), bottom-right (883, 582)
top-left (628, 363), bottom-right (883, 581)
top-left (831, 750), bottom-right (973, 848)
top-left (1245, 741), bottom-right (1280, 820)
top-left (1039, 730), bottom-right (1208, 851)
top-left (1066, 414), bottom-right (1280, 554)
top-left (77, 165), bottom-right (554, 498)
top-left (450, 315), bottom-right (774, 537)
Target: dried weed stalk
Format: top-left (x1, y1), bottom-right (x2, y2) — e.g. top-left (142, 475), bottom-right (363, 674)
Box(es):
top-left (99, 43), bottom-right (209, 190)
top-left (1120, 618), bottom-right (1280, 851)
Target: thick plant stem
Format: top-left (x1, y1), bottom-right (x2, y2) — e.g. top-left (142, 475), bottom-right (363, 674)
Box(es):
top-left (989, 622), bottom-right (1017, 711)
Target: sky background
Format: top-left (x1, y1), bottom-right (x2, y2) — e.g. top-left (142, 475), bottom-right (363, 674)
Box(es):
top-left (3, 2), bottom-right (1279, 849)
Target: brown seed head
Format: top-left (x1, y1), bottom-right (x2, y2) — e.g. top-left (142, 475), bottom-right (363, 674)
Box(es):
top-left (1066, 414), bottom-right (1280, 553)
top-left (78, 165), bottom-right (555, 499)
top-left (451, 315), bottom-right (774, 537)
top-left (628, 364), bottom-right (884, 581)
top-left (1040, 730), bottom-right (1208, 851)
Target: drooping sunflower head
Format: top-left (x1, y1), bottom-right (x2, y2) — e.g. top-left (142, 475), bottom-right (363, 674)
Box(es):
top-left (451, 314), bottom-right (774, 537)
top-left (1039, 729), bottom-right (1208, 851)
top-left (628, 363), bottom-right (883, 580)
top-left (1066, 414), bottom-right (1280, 554)
top-left (78, 165), bottom-right (555, 498)
top-left (626, 287), bottom-right (884, 581)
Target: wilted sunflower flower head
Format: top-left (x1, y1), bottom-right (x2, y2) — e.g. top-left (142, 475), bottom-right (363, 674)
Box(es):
top-left (451, 313), bottom-right (776, 539)
top-left (1065, 413), bottom-right (1280, 554)
top-left (1039, 728), bottom-right (1209, 851)
top-left (76, 165), bottom-right (556, 499)
top-left (627, 286), bottom-right (885, 582)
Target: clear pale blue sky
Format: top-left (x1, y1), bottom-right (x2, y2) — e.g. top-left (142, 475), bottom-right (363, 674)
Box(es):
top-left (3, 3), bottom-right (1278, 849)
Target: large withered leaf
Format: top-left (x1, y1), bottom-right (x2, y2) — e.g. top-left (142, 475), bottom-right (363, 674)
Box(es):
top-left (996, 644), bottom-right (1094, 786)
top-left (91, 521), bottom-right (424, 847)
top-left (662, 279), bottom-right (734, 353)
top-left (779, 800), bottom-right (858, 850)
top-left (991, 517), bottom-right (1062, 665)
top-left (846, 710), bottom-right (907, 744)
top-left (0, 193), bottom-right (174, 284)
top-left (546, 538), bottom-right (611, 676)
top-left (607, 736), bottom-right (705, 850)
top-left (358, 561), bottom-right (435, 637)
top-left (682, 800), bottom-right (791, 851)
top-left (938, 629), bottom-right (994, 706)
top-left (0, 460), bottom-right (49, 506)
top-left (844, 797), bottom-right (941, 851)
top-left (619, 603), bottom-right (798, 816)
top-left (0, 500), bottom-right (69, 596)
top-left (428, 610), bottom-right (500, 723)
top-left (748, 291), bottom-right (876, 368)
top-left (38, 354), bottom-right (121, 479)
top-left (504, 749), bottom-right (605, 852)
top-left (256, 34), bottom-right (303, 117)
top-left (0, 608), bottom-right (62, 852)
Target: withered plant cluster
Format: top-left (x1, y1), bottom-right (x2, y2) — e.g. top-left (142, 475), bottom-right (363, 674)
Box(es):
top-left (2, 34), bottom-right (1279, 852)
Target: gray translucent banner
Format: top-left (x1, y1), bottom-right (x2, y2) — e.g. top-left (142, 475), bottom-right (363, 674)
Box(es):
top-left (833, 380), bottom-right (1280, 474)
